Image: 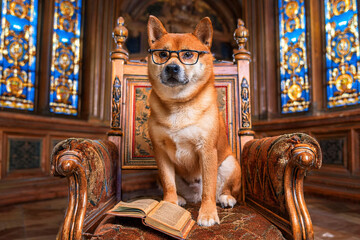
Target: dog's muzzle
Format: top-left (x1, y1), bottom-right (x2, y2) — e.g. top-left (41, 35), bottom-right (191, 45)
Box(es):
top-left (161, 64), bottom-right (188, 87)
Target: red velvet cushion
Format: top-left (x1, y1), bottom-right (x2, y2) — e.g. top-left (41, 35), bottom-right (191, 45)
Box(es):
top-left (93, 203), bottom-right (285, 239)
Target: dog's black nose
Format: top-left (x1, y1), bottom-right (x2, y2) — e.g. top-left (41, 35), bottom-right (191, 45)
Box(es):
top-left (165, 64), bottom-right (180, 74)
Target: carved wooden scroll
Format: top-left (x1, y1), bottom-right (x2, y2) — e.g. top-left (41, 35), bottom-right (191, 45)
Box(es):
top-left (51, 139), bottom-right (118, 239)
top-left (242, 133), bottom-right (322, 240)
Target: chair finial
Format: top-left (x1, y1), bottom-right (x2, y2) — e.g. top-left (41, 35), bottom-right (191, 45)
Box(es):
top-left (233, 18), bottom-right (250, 61)
top-left (234, 19), bottom-right (249, 50)
top-left (112, 16), bottom-right (129, 60)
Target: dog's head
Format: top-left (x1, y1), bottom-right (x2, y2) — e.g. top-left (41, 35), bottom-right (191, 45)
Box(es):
top-left (147, 16), bottom-right (214, 102)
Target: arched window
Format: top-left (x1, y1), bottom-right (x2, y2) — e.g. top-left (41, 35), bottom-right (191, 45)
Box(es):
top-left (0, 0), bottom-right (83, 116)
top-left (324, 0), bottom-right (360, 108)
top-left (278, 0), bottom-right (310, 114)
top-left (49, 0), bottom-right (82, 115)
top-left (0, 0), bottom-right (39, 111)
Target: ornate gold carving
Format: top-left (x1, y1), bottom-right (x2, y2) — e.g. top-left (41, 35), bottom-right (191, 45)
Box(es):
top-left (111, 76), bottom-right (121, 129)
top-left (241, 78), bottom-right (251, 129)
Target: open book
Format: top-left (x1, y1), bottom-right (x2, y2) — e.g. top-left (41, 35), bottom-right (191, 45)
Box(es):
top-left (107, 199), bottom-right (195, 239)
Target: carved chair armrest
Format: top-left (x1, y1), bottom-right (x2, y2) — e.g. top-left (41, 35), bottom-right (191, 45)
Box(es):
top-left (51, 138), bottom-right (118, 240)
top-left (241, 133), bottom-right (322, 240)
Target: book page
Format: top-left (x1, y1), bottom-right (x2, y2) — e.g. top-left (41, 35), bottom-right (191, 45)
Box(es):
top-left (111, 199), bottom-right (159, 215)
top-left (147, 201), bottom-right (191, 231)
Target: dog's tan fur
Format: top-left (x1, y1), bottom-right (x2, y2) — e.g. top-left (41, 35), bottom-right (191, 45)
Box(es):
top-left (147, 16), bottom-right (241, 226)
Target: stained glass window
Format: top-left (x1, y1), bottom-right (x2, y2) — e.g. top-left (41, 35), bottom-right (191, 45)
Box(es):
top-left (0, 0), bottom-right (39, 111)
top-left (325, 0), bottom-right (360, 108)
top-left (279, 0), bottom-right (310, 113)
top-left (50, 0), bottom-right (82, 115)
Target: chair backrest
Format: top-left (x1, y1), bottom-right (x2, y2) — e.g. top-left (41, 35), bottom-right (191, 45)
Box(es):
top-left (108, 17), bottom-right (254, 200)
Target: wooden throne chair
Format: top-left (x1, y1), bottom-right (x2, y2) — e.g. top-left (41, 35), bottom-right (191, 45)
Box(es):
top-left (51, 17), bottom-right (322, 240)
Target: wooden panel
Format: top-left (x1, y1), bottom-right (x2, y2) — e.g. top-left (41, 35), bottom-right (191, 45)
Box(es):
top-left (0, 112), bottom-right (109, 205)
top-left (253, 114), bottom-right (360, 201)
top-left (312, 132), bottom-right (350, 175)
top-left (2, 133), bottom-right (47, 180)
top-left (319, 138), bottom-right (345, 166)
top-left (8, 137), bottom-right (43, 172)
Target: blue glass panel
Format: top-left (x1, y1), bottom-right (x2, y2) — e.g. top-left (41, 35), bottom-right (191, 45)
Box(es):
top-left (0, 0), bottom-right (39, 111)
top-left (50, 0), bottom-right (82, 115)
top-left (279, 0), bottom-right (310, 113)
top-left (325, 0), bottom-right (360, 108)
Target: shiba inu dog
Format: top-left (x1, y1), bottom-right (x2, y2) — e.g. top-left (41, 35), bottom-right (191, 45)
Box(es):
top-left (147, 15), bottom-right (241, 227)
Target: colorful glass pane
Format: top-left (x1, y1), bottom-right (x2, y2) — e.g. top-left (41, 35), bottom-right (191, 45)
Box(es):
top-left (0, 0), bottom-right (39, 111)
top-left (50, 0), bottom-right (82, 115)
top-left (279, 0), bottom-right (310, 113)
top-left (325, 0), bottom-right (360, 108)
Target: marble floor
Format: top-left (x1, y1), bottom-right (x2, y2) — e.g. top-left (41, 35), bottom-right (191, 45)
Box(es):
top-left (0, 195), bottom-right (359, 240)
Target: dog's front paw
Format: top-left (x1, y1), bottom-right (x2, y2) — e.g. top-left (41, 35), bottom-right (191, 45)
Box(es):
top-left (197, 206), bottom-right (219, 227)
top-left (219, 194), bottom-right (236, 208)
top-left (177, 195), bottom-right (187, 206)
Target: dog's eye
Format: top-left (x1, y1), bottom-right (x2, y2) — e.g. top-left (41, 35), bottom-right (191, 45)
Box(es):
top-left (182, 51), bottom-right (194, 59)
top-left (158, 51), bottom-right (169, 59)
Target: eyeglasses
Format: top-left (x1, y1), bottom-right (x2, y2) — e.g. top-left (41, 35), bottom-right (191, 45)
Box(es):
top-left (148, 49), bottom-right (209, 65)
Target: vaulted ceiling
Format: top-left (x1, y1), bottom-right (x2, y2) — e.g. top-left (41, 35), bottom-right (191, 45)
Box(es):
top-left (118, 0), bottom-right (243, 36)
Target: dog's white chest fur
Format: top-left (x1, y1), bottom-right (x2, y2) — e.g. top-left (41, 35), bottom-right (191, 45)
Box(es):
top-left (165, 125), bottom-right (204, 167)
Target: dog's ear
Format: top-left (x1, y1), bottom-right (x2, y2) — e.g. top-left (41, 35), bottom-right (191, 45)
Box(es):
top-left (193, 17), bottom-right (213, 48)
top-left (148, 15), bottom-right (167, 46)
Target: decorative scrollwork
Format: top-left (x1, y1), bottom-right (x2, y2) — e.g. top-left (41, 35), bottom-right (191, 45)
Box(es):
top-left (51, 138), bottom-right (117, 239)
top-left (111, 76), bottom-right (121, 129)
top-left (241, 77), bottom-right (251, 128)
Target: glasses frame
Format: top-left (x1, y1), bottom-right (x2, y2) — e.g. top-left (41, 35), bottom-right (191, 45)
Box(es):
top-left (148, 49), bottom-right (209, 65)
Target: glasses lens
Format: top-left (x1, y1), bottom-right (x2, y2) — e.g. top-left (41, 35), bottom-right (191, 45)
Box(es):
top-left (179, 51), bottom-right (199, 64)
top-left (152, 50), bottom-right (170, 64)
